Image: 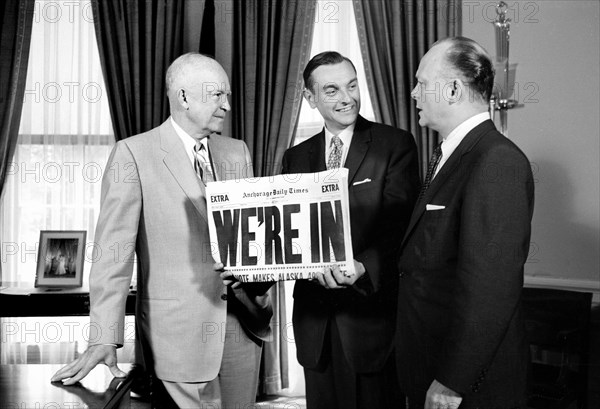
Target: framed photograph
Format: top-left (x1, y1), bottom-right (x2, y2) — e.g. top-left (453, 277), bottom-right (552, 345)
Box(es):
top-left (35, 230), bottom-right (87, 288)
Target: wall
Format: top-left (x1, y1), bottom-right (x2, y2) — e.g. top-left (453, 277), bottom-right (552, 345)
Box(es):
top-left (462, 0), bottom-right (600, 292)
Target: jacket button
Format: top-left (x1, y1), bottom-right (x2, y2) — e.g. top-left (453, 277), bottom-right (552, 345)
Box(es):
top-left (221, 294), bottom-right (227, 301)
top-left (399, 272), bottom-right (406, 278)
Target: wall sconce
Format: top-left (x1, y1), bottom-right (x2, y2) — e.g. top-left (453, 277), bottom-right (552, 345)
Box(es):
top-left (489, 1), bottom-right (520, 135)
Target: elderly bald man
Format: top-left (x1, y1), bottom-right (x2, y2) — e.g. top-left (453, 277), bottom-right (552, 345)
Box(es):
top-left (52, 53), bottom-right (272, 408)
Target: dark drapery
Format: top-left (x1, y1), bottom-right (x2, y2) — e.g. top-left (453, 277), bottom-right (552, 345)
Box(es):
top-left (0, 0), bottom-right (34, 196)
top-left (353, 0), bottom-right (460, 177)
top-left (91, 0), bottom-right (185, 141)
top-left (232, 0), bottom-right (317, 394)
top-left (199, 0), bottom-right (215, 57)
top-left (232, 0), bottom-right (316, 177)
top-left (0, 0), bottom-right (35, 282)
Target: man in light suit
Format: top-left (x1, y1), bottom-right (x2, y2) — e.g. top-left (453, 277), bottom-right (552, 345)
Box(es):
top-left (52, 53), bottom-right (272, 408)
top-left (396, 37), bottom-right (534, 409)
top-left (282, 51), bottom-right (420, 408)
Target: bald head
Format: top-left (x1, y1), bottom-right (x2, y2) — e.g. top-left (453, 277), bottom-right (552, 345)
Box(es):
top-left (412, 36), bottom-right (493, 137)
top-left (166, 53), bottom-right (226, 101)
top-left (166, 53), bottom-right (231, 139)
top-left (433, 37), bottom-right (495, 102)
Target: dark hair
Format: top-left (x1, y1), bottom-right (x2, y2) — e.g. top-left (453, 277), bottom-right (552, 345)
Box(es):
top-left (303, 51), bottom-right (357, 92)
top-left (439, 36), bottom-right (495, 102)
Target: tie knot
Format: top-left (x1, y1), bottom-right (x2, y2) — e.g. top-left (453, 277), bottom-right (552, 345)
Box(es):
top-left (430, 142), bottom-right (443, 162)
top-left (331, 135), bottom-right (343, 149)
top-left (194, 142), bottom-right (205, 153)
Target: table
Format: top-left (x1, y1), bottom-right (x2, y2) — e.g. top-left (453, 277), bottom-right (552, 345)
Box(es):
top-left (0, 286), bottom-right (137, 317)
top-left (0, 363), bottom-right (148, 408)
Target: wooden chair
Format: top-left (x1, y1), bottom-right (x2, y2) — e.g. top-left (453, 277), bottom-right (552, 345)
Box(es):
top-left (523, 287), bottom-right (592, 409)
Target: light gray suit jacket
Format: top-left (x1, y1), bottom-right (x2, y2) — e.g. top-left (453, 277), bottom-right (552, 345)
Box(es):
top-left (89, 119), bottom-right (272, 382)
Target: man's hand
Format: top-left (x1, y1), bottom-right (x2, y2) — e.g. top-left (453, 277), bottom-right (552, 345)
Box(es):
top-left (314, 260), bottom-right (365, 289)
top-left (50, 344), bottom-right (126, 385)
top-left (215, 262), bottom-right (243, 289)
top-left (425, 379), bottom-right (463, 409)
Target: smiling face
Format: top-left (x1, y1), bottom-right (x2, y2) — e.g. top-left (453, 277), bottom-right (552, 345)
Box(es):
top-left (304, 60), bottom-right (360, 134)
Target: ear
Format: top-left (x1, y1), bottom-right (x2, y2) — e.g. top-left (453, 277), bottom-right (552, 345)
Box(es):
top-left (177, 89), bottom-right (189, 110)
top-left (303, 88), bottom-right (317, 109)
top-left (447, 79), bottom-right (464, 104)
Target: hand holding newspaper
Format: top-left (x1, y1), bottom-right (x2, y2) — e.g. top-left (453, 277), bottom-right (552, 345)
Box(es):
top-left (206, 169), bottom-right (354, 282)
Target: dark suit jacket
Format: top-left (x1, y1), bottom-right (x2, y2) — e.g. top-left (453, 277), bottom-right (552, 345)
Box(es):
top-left (282, 116), bottom-right (419, 373)
top-left (396, 120), bottom-right (534, 408)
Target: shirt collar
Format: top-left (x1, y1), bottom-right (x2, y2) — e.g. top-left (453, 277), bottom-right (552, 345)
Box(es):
top-left (444, 112), bottom-right (489, 143)
top-left (441, 112), bottom-right (489, 155)
top-left (433, 112), bottom-right (490, 178)
top-left (171, 117), bottom-right (209, 163)
top-left (324, 123), bottom-right (355, 148)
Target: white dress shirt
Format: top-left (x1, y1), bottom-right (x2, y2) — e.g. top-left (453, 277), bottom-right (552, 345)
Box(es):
top-left (434, 112), bottom-right (490, 178)
top-left (170, 116), bottom-right (210, 169)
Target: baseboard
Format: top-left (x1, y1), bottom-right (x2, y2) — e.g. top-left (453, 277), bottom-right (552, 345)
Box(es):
top-left (524, 275), bottom-right (600, 304)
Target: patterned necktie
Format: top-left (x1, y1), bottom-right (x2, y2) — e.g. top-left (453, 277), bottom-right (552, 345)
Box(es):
top-left (418, 142), bottom-right (443, 201)
top-left (193, 142), bottom-right (214, 184)
top-left (327, 135), bottom-right (344, 170)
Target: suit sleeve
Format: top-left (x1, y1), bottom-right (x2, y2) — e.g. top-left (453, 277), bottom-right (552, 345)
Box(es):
top-left (89, 141), bottom-right (142, 347)
top-left (353, 132), bottom-right (420, 295)
top-left (436, 144), bottom-right (534, 393)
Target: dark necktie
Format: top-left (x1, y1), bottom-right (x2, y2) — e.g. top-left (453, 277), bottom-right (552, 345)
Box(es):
top-left (418, 143), bottom-right (443, 201)
top-left (327, 135), bottom-right (343, 169)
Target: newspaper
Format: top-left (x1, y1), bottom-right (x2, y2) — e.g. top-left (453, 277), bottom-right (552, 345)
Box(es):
top-left (206, 169), bottom-right (354, 282)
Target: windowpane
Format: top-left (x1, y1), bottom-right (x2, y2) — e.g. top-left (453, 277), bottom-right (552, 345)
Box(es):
top-left (294, 0), bottom-right (375, 146)
top-left (1, 0), bottom-right (114, 286)
top-left (0, 0), bottom-right (122, 366)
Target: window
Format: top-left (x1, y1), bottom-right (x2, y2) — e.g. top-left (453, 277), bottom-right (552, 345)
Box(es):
top-left (294, 0), bottom-right (375, 146)
top-left (1, 0), bottom-right (114, 286)
top-left (0, 0), bottom-right (134, 366)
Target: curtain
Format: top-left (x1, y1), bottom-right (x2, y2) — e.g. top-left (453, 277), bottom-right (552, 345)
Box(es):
top-left (353, 0), bottom-right (460, 177)
top-left (199, 0), bottom-right (215, 57)
top-left (0, 0), bottom-right (34, 282)
top-left (1, 0), bottom-right (114, 286)
top-left (91, 0), bottom-right (185, 141)
top-left (0, 0), bottom-right (127, 364)
top-left (232, 0), bottom-right (316, 394)
top-left (294, 0), bottom-right (376, 146)
top-left (232, 0), bottom-right (316, 177)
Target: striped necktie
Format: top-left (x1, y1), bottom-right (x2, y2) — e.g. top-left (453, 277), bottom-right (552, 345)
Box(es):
top-left (418, 142), bottom-right (442, 201)
top-left (193, 142), bottom-right (214, 184)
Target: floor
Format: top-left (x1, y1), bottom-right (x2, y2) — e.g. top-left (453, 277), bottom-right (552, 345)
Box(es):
top-left (256, 396), bottom-right (307, 409)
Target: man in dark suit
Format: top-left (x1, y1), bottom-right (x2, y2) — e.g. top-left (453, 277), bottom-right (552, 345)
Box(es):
top-left (396, 37), bottom-right (534, 409)
top-left (282, 51), bottom-right (420, 409)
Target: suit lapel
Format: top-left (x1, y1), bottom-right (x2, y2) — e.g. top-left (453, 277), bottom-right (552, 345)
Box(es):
top-left (311, 116), bottom-right (371, 182)
top-left (344, 116), bottom-right (371, 185)
top-left (207, 135), bottom-right (225, 181)
top-left (309, 130), bottom-right (327, 172)
top-left (401, 120), bottom-right (496, 246)
top-left (159, 120), bottom-right (209, 223)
